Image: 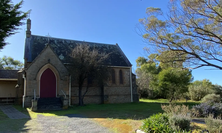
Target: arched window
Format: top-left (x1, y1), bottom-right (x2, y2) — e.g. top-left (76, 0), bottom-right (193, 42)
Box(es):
top-left (111, 69), bottom-right (115, 84)
top-left (119, 70), bottom-right (123, 84)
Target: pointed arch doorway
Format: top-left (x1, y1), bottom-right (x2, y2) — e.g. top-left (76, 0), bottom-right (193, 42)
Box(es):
top-left (40, 68), bottom-right (56, 98)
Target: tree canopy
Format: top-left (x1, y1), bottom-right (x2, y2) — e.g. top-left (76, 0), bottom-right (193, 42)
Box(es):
top-left (0, 0), bottom-right (29, 49)
top-left (67, 44), bottom-right (110, 106)
top-left (139, 0), bottom-right (222, 70)
top-left (0, 56), bottom-right (23, 70)
top-left (136, 52), bottom-right (192, 100)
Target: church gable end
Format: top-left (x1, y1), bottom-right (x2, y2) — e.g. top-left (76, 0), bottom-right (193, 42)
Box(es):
top-left (24, 45), bottom-right (69, 107)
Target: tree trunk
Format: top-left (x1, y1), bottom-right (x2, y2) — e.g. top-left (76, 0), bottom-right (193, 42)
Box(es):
top-left (101, 84), bottom-right (104, 104)
top-left (79, 86), bottom-right (83, 106)
top-left (169, 95), bottom-right (174, 103)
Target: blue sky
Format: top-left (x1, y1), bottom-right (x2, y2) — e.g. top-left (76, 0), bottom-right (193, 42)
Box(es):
top-left (1, 0), bottom-right (222, 85)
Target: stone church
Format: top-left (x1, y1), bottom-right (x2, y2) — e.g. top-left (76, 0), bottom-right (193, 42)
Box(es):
top-left (11, 19), bottom-right (138, 109)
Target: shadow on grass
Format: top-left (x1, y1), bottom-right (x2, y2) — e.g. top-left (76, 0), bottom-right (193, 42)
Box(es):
top-left (0, 105), bottom-right (32, 133)
top-left (34, 101), bottom-right (199, 120)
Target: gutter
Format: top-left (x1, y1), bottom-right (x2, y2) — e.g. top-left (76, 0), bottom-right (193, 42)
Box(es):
top-left (130, 67), bottom-right (133, 102)
top-left (108, 66), bottom-right (131, 69)
top-left (22, 74), bottom-right (27, 108)
top-left (0, 78), bottom-right (18, 81)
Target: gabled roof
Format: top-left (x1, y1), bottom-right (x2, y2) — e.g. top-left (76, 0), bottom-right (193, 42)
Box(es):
top-left (24, 35), bottom-right (132, 67)
top-left (0, 70), bottom-right (18, 79)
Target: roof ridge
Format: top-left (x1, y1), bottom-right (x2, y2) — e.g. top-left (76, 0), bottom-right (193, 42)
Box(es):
top-left (31, 34), bottom-right (116, 46)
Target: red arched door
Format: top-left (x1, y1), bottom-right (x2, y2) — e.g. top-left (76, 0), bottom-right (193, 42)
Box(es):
top-left (40, 68), bottom-right (56, 98)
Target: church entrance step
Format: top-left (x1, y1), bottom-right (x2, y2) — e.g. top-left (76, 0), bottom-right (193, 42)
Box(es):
top-left (37, 97), bottom-right (62, 111)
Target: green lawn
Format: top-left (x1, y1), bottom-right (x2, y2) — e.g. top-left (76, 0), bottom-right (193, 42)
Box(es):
top-left (26, 101), bottom-right (164, 120)
top-left (0, 106), bottom-right (31, 132)
top-left (25, 99), bottom-right (199, 119)
top-left (0, 99), bottom-right (200, 133)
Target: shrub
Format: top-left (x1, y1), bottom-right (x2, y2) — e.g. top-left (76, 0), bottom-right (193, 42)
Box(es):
top-left (140, 113), bottom-right (174, 133)
top-left (213, 84), bottom-right (222, 98)
top-left (192, 102), bottom-right (222, 118)
top-left (205, 115), bottom-right (222, 133)
top-left (201, 94), bottom-right (221, 103)
top-left (138, 89), bottom-right (149, 98)
top-left (189, 79), bottom-right (215, 101)
top-left (169, 114), bottom-right (191, 131)
top-left (161, 104), bottom-right (190, 116)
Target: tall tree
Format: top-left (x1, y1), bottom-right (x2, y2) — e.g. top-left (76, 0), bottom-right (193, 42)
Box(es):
top-left (0, 56), bottom-right (23, 70)
top-left (158, 67), bottom-right (192, 101)
top-left (0, 0), bottom-right (29, 49)
top-left (136, 55), bottom-right (161, 98)
top-left (67, 44), bottom-right (110, 106)
top-left (136, 52), bottom-right (192, 100)
top-left (139, 0), bottom-right (222, 70)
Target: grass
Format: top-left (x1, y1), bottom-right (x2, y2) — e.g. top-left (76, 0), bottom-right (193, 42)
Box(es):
top-left (0, 106), bottom-right (31, 132)
top-left (27, 99), bottom-right (200, 133)
top-left (0, 99), bottom-right (201, 133)
top-left (140, 98), bottom-right (200, 103)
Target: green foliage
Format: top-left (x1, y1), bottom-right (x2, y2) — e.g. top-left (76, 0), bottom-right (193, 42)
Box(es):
top-left (205, 115), bottom-right (222, 133)
top-left (139, 0), bottom-right (222, 70)
top-left (201, 94), bottom-right (221, 103)
top-left (189, 79), bottom-right (215, 101)
top-left (157, 51), bottom-right (186, 69)
top-left (157, 68), bottom-right (192, 101)
top-left (136, 51), bottom-right (192, 100)
top-left (161, 104), bottom-right (191, 132)
top-left (169, 114), bottom-right (191, 131)
top-left (136, 55), bottom-right (161, 99)
top-left (136, 57), bottom-right (147, 67)
top-left (140, 113), bottom-right (174, 133)
top-left (0, 0), bottom-right (29, 49)
top-left (0, 55), bottom-right (23, 70)
top-left (213, 84), bottom-right (222, 98)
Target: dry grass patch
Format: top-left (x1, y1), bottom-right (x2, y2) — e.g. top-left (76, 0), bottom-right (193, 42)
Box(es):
top-left (93, 118), bottom-right (142, 133)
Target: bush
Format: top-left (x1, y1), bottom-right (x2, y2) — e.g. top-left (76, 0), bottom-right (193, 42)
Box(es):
top-left (213, 84), bottom-right (222, 98)
top-left (138, 89), bottom-right (149, 98)
top-left (161, 104), bottom-right (190, 116)
top-left (140, 113), bottom-right (174, 133)
top-left (192, 102), bottom-right (222, 118)
top-left (189, 79), bottom-right (215, 101)
top-left (201, 94), bottom-right (221, 103)
top-left (161, 104), bottom-right (191, 132)
top-left (205, 115), bottom-right (222, 133)
top-left (169, 114), bottom-right (191, 131)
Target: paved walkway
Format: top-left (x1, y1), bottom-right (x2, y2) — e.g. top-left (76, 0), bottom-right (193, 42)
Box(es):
top-left (0, 105), bottom-right (30, 119)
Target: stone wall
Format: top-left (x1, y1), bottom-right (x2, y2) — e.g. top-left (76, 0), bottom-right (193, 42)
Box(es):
top-left (24, 46), bottom-right (69, 107)
top-left (22, 46), bottom-right (138, 107)
top-left (71, 67), bottom-right (132, 105)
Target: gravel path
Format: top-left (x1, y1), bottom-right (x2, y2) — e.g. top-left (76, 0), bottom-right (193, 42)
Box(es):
top-left (34, 114), bottom-right (112, 133)
top-left (0, 105), bottom-right (112, 132)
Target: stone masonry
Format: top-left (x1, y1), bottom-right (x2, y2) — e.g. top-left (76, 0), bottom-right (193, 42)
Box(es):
top-left (24, 46), bottom-right (69, 107)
